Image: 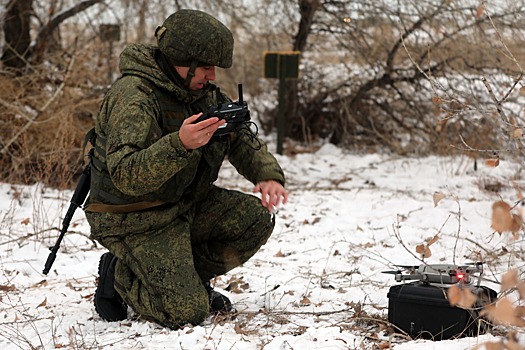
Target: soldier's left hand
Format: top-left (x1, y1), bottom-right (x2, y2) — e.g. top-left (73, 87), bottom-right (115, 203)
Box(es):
top-left (179, 113), bottom-right (226, 150)
top-left (253, 180), bottom-right (288, 212)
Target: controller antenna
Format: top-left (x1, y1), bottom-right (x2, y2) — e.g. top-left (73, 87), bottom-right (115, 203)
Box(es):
top-left (216, 87), bottom-right (223, 108)
top-left (238, 84), bottom-right (243, 105)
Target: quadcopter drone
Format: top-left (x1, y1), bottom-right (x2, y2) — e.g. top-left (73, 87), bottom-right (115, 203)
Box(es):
top-left (383, 262), bottom-right (485, 286)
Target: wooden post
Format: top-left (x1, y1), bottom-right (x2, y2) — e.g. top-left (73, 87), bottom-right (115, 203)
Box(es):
top-left (263, 51), bottom-right (301, 155)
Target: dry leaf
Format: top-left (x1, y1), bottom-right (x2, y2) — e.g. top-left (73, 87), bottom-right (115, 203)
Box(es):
top-left (433, 192), bottom-right (446, 207)
top-left (476, 4), bottom-right (485, 18)
top-left (507, 339), bottom-right (523, 350)
top-left (511, 128), bottom-right (523, 139)
top-left (20, 218), bottom-right (30, 225)
top-left (311, 217), bottom-right (321, 224)
top-left (300, 296), bottom-right (311, 305)
top-left (511, 213), bottom-right (523, 233)
top-left (515, 306), bottom-right (525, 318)
top-left (37, 297), bottom-right (47, 308)
top-left (483, 343), bottom-right (500, 350)
top-left (520, 86), bottom-right (525, 96)
top-left (481, 298), bottom-right (525, 327)
top-left (491, 201), bottom-right (522, 233)
top-left (234, 323), bottom-right (243, 334)
top-left (447, 285), bottom-right (477, 308)
top-left (415, 244), bottom-right (432, 258)
top-left (427, 234), bottom-right (439, 246)
top-left (432, 96), bottom-right (442, 105)
top-left (517, 281), bottom-right (525, 299)
top-left (448, 285), bottom-right (462, 306)
top-left (275, 249), bottom-right (285, 257)
top-left (501, 269), bottom-right (519, 292)
top-left (458, 288), bottom-right (477, 309)
top-left (0, 284), bottom-right (16, 292)
top-left (486, 158), bottom-right (500, 168)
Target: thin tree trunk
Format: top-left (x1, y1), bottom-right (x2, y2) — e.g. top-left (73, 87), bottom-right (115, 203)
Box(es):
top-left (286, 0), bottom-right (319, 140)
top-left (1, 0), bottom-right (33, 71)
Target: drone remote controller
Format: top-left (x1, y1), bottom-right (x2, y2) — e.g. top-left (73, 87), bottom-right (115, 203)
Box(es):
top-left (194, 84), bottom-right (250, 136)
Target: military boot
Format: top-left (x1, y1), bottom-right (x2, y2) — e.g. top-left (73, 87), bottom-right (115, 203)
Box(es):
top-left (204, 281), bottom-right (233, 313)
top-left (94, 252), bottom-right (127, 321)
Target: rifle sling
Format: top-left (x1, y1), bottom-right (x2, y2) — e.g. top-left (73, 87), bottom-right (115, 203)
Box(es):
top-left (85, 200), bottom-right (165, 213)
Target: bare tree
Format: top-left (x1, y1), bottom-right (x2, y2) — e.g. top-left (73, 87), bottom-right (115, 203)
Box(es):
top-left (1, 0), bottom-right (103, 72)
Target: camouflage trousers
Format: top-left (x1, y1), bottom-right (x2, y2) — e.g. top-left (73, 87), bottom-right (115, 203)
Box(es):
top-left (89, 187), bottom-right (274, 328)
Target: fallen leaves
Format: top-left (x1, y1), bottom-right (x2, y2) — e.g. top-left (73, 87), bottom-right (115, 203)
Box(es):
top-left (225, 276), bottom-right (250, 294)
top-left (485, 158), bottom-right (500, 168)
top-left (0, 284), bottom-right (17, 292)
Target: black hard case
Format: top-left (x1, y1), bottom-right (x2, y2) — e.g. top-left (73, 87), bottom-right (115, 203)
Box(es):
top-left (387, 281), bottom-right (497, 340)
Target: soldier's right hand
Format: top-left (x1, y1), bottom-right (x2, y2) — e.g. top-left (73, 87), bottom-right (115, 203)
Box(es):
top-left (179, 113), bottom-right (226, 150)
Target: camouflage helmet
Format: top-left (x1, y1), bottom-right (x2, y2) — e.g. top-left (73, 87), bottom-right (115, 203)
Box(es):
top-left (155, 9), bottom-right (234, 68)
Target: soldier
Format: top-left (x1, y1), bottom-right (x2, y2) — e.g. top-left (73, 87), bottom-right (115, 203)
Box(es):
top-left (85, 9), bottom-right (288, 329)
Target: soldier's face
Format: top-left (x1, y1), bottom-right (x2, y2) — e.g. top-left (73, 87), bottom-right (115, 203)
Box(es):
top-left (175, 66), bottom-right (216, 90)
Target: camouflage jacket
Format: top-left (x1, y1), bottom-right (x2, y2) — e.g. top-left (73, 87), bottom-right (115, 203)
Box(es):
top-left (87, 43), bottom-right (285, 213)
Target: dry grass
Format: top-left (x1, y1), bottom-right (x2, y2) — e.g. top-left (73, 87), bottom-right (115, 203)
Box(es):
top-left (0, 44), bottom-right (107, 189)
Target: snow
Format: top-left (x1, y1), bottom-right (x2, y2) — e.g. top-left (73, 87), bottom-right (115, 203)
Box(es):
top-left (1, 143), bottom-right (524, 349)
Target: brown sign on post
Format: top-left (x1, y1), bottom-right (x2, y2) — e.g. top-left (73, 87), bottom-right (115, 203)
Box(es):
top-left (99, 24), bottom-right (121, 42)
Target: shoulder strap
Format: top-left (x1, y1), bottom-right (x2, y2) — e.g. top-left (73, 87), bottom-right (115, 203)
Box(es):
top-left (83, 127), bottom-right (96, 155)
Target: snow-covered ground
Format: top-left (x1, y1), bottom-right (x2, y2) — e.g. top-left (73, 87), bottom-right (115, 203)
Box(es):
top-left (1, 144), bottom-right (524, 349)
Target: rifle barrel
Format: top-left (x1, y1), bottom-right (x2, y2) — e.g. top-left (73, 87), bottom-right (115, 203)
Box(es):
top-left (42, 163), bottom-right (91, 275)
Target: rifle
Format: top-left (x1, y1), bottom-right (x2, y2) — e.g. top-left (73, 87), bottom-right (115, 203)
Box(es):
top-left (42, 156), bottom-right (91, 275)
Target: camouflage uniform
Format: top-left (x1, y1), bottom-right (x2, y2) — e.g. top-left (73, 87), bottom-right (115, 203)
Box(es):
top-left (85, 11), bottom-right (285, 328)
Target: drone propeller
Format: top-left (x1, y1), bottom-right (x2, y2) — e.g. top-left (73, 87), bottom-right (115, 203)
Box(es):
top-left (394, 265), bottom-right (419, 269)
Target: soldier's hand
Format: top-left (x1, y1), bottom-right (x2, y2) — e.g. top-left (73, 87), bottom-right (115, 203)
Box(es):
top-left (179, 113), bottom-right (226, 150)
top-left (253, 180), bottom-right (289, 212)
